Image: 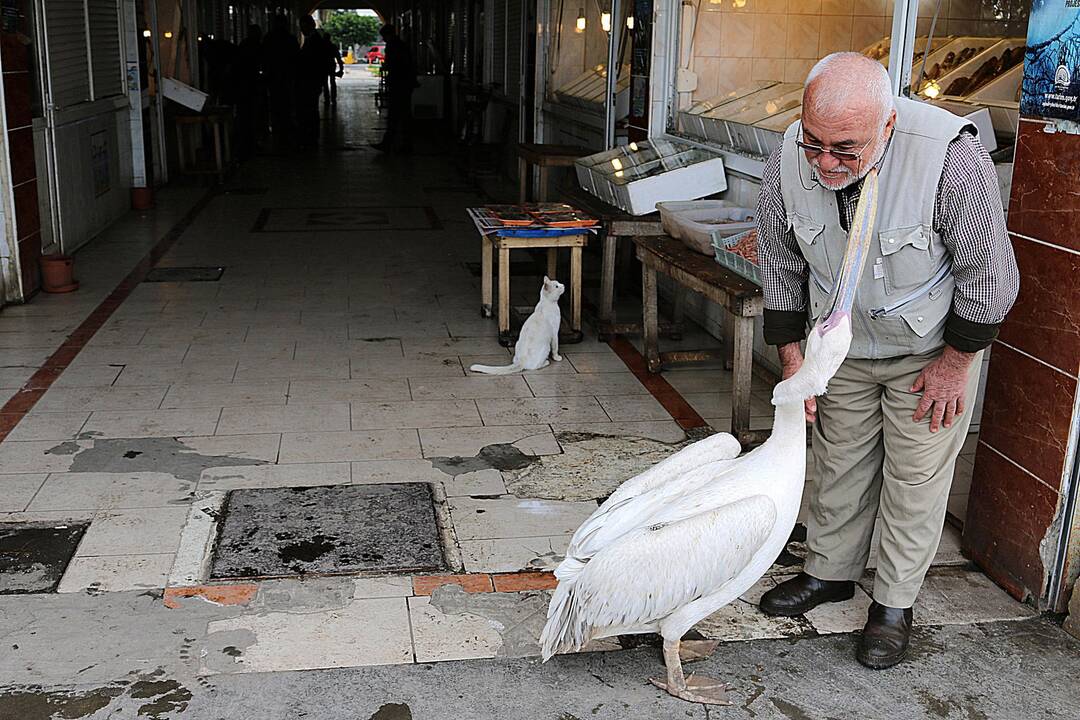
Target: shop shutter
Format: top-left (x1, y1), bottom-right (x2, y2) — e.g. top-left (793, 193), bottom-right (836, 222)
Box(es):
top-left (491, 0), bottom-right (505, 92)
top-left (88, 0), bottom-right (123, 99)
top-left (44, 0), bottom-right (91, 109)
top-left (506, 0), bottom-right (521, 100)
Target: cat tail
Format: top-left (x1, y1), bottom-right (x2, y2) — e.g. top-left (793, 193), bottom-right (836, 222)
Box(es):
top-left (468, 362), bottom-right (523, 375)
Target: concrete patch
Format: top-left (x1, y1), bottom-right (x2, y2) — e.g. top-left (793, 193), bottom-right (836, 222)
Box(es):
top-left (0, 523), bottom-right (87, 594)
top-left (504, 430), bottom-right (707, 502)
top-left (427, 584), bottom-right (550, 658)
top-left (210, 484), bottom-right (444, 579)
top-left (46, 437), bottom-right (268, 483)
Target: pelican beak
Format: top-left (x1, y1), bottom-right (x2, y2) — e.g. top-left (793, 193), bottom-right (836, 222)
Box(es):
top-left (817, 169), bottom-right (879, 336)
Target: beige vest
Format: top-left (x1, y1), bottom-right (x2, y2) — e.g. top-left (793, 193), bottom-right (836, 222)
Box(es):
top-left (780, 97), bottom-right (973, 359)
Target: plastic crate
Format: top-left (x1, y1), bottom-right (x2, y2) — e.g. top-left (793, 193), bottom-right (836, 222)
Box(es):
top-left (712, 229), bottom-right (761, 285)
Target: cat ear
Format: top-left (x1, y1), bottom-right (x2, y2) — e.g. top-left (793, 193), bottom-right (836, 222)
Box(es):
top-left (543, 276), bottom-right (551, 287)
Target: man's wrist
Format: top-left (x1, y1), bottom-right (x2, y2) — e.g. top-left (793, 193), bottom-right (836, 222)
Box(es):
top-left (941, 345), bottom-right (977, 368)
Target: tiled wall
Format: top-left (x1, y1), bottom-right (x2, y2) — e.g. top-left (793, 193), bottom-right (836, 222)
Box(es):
top-left (687, 0), bottom-right (1028, 101)
top-left (1, 30), bottom-right (41, 298)
top-left (962, 118), bottom-right (1080, 612)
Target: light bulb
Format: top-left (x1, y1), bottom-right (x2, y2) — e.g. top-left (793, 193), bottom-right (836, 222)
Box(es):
top-left (733, 0), bottom-right (747, 7)
top-left (629, 142), bottom-right (639, 151)
top-left (922, 81), bottom-right (941, 99)
top-left (626, 15), bottom-right (634, 30)
top-left (142, 29), bottom-right (151, 38)
top-left (601, 12), bottom-right (612, 32)
top-left (164, 31), bottom-right (173, 39)
top-left (611, 158), bottom-right (623, 170)
top-left (576, 9), bottom-right (586, 32)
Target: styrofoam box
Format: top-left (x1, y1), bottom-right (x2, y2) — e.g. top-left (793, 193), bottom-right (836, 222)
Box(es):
top-left (657, 200), bottom-right (755, 256)
top-left (925, 99), bottom-right (997, 153)
top-left (930, 37), bottom-right (1026, 100)
top-left (162, 77), bottom-right (208, 112)
top-left (576, 143), bottom-right (728, 216)
top-left (912, 36), bottom-right (1000, 93)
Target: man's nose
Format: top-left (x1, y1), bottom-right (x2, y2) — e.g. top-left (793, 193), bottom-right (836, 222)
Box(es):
top-left (816, 152), bottom-right (842, 172)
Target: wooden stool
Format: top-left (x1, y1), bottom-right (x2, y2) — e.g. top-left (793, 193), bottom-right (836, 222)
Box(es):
top-left (175, 111), bottom-right (233, 181)
top-left (516, 143), bottom-right (592, 203)
top-left (634, 234), bottom-right (766, 446)
top-left (481, 232), bottom-right (588, 347)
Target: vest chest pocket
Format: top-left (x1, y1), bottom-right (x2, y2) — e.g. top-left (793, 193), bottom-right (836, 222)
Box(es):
top-left (790, 214), bottom-right (833, 286)
top-left (879, 225), bottom-right (935, 295)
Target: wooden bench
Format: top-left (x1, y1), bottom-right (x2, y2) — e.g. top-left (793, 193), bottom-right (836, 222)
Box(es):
top-left (634, 234), bottom-right (767, 446)
top-left (175, 110), bottom-right (233, 182)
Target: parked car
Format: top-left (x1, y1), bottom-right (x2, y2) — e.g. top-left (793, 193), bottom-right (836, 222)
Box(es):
top-left (366, 44), bottom-right (385, 64)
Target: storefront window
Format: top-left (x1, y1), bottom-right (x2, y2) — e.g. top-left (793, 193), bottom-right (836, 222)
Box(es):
top-left (546, 0), bottom-right (632, 112)
top-left (907, 1), bottom-right (1030, 148)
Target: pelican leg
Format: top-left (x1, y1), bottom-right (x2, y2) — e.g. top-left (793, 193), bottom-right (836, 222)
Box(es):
top-left (679, 639), bottom-right (720, 664)
top-left (649, 639), bottom-right (731, 705)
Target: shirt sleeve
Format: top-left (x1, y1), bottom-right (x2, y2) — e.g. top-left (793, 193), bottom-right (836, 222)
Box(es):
top-left (934, 131), bottom-right (1021, 352)
top-left (757, 145), bottom-right (811, 346)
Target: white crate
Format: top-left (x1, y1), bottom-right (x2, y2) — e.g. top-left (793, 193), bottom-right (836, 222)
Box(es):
top-left (657, 200), bottom-right (755, 256)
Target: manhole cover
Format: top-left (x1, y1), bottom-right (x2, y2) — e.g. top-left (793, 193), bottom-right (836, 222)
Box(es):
top-left (210, 484), bottom-right (445, 579)
top-left (144, 266), bottom-right (225, 282)
top-left (0, 522), bottom-right (88, 594)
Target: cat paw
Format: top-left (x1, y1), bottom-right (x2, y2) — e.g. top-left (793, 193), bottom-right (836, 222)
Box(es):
top-left (552, 354), bottom-right (562, 362)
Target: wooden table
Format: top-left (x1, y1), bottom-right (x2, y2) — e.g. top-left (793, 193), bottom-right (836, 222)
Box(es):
top-left (516, 143), bottom-right (592, 203)
top-left (634, 234), bottom-right (766, 446)
top-left (481, 232), bottom-right (588, 347)
top-left (175, 110), bottom-right (233, 181)
top-left (560, 184), bottom-right (668, 338)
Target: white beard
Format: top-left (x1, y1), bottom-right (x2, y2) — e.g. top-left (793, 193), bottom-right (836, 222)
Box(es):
top-left (811, 136), bottom-right (888, 190)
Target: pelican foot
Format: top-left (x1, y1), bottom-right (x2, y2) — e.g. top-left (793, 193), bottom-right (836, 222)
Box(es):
top-left (649, 675), bottom-right (731, 705)
top-left (678, 639), bottom-right (719, 664)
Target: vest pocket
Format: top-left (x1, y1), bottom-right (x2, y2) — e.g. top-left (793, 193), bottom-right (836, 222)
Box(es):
top-left (879, 225), bottom-right (934, 295)
top-left (790, 214), bottom-right (833, 286)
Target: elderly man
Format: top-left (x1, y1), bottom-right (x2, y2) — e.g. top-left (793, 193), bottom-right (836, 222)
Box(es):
top-left (755, 52), bottom-right (1019, 669)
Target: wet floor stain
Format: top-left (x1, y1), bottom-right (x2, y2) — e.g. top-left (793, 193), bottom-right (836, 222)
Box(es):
top-left (369, 703), bottom-right (412, 720)
top-left (211, 484), bottom-right (444, 579)
top-left (429, 443), bottom-right (538, 475)
top-left (0, 686), bottom-right (125, 719)
top-left (0, 523), bottom-right (88, 595)
top-left (45, 436), bottom-right (268, 483)
top-left (129, 677), bottom-right (193, 719)
top-left (0, 670), bottom-right (191, 720)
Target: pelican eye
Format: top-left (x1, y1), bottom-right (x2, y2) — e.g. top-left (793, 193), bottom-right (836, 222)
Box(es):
top-left (649, 523), bottom-right (667, 531)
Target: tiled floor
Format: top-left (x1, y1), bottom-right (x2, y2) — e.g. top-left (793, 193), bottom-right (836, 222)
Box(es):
top-left (0, 76), bottom-right (1018, 681)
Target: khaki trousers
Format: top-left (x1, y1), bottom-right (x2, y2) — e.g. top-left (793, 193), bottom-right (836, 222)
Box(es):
top-left (803, 350), bottom-right (983, 608)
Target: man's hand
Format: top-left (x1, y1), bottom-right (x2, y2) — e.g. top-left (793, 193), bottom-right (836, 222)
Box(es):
top-left (911, 346), bottom-right (976, 432)
top-left (778, 342), bottom-right (816, 423)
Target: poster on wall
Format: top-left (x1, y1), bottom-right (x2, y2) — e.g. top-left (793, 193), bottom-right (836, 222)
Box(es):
top-left (90, 131), bottom-right (110, 197)
top-left (1020, 1), bottom-right (1080, 121)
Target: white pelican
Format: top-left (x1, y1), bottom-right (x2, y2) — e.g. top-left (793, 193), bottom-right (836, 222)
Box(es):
top-left (540, 171), bottom-right (879, 705)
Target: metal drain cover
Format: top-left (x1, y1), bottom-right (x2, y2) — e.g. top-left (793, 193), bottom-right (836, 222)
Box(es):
top-left (144, 266), bottom-right (225, 282)
top-left (0, 522), bottom-right (88, 594)
top-left (210, 483), bottom-right (445, 579)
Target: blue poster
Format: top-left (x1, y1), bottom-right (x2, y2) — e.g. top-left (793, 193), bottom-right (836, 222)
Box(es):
top-left (1020, 1), bottom-right (1080, 121)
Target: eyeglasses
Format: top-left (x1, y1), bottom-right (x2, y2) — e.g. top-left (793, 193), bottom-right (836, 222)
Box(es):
top-left (795, 126), bottom-right (875, 163)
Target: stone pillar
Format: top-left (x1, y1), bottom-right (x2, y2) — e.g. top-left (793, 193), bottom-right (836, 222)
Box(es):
top-left (961, 117), bottom-right (1080, 612)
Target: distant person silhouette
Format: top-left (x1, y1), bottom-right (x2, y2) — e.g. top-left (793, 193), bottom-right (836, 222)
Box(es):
top-left (371, 25), bottom-right (417, 154)
top-left (262, 14), bottom-right (299, 151)
top-left (235, 24), bottom-right (265, 158)
top-left (322, 30), bottom-right (344, 107)
top-left (295, 16), bottom-right (327, 149)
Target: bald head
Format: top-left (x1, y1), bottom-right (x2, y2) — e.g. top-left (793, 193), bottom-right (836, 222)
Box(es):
top-left (804, 52), bottom-right (894, 131)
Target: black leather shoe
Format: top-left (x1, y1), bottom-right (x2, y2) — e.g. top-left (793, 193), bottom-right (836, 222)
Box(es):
top-left (857, 601), bottom-right (913, 669)
top-left (759, 572), bottom-right (856, 617)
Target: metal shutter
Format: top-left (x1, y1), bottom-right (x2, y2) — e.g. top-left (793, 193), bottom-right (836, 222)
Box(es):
top-left (44, 0), bottom-right (91, 108)
top-left (505, 0), bottom-right (521, 99)
top-left (88, 0), bottom-right (123, 99)
top-left (491, 0), bottom-right (505, 91)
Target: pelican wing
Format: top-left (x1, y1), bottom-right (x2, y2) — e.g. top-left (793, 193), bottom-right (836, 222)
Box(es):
top-left (561, 456), bottom-right (746, 574)
top-left (541, 494), bottom-right (776, 658)
top-left (602, 432), bottom-right (741, 508)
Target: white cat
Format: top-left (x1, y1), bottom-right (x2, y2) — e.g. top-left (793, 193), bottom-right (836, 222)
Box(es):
top-left (470, 277), bottom-right (565, 375)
